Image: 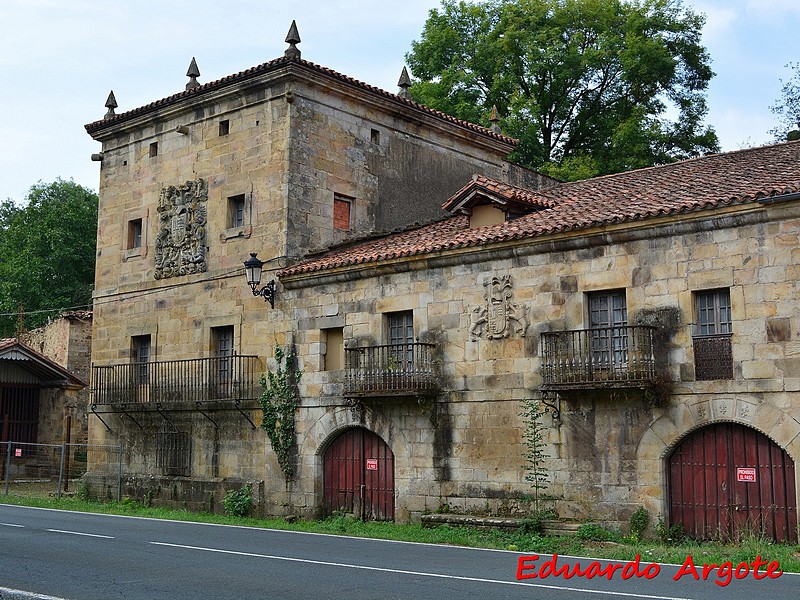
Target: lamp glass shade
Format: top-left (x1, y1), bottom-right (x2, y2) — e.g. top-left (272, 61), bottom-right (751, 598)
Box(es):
top-left (244, 253), bottom-right (263, 286)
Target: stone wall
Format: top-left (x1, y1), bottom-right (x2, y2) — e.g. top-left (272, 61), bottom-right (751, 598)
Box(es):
top-left (19, 312), bottom-right (92, 445)
top-left (282, 202), bottom-right (800, 527)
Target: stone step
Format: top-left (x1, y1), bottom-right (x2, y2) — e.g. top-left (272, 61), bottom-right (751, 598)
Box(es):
top-left (421, 514), bottom-right (589, 536)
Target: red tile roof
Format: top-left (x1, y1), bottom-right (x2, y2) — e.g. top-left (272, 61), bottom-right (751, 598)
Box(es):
top-left (0, 339), bottom-right (87, 388)
top-left (281, 141), bottom-right (800, 277)
top-left (85, 57), bottom-right (515, 146)
top-left (442, 175), bottom-right (557, 212)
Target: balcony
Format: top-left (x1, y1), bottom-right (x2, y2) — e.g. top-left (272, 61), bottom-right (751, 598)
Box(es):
top-left (91, 355), bottom-right (262, 406)
top-left (540, 326), bottom-right (657, 390)
top-left (344, 342), bottom-right (438, 398)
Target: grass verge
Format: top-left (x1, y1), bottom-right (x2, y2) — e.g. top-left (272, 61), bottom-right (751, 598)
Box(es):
top-left (2, 494), bottom-right (799, 572)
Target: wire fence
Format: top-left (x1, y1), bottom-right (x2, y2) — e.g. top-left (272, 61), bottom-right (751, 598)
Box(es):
top-left (2, 441), bottom-right (123, 500)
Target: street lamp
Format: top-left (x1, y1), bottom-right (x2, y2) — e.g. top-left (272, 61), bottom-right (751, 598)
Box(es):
top-left (243, 253), bottom-right (276, 308)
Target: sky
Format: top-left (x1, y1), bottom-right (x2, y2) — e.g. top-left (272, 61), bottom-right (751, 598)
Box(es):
top-left (1, 0), bottom-right (798, 205)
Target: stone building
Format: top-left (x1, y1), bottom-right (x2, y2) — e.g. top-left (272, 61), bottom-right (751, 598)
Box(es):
top-left (83, 25), bottom-right (550, 512)
top-left (85, 24), bottom-right (800, 541)
top-left (1, 311), bottom-right (90, 451)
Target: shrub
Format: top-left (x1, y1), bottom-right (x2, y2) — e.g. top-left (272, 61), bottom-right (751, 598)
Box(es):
top-left (222, 485), bottom-right (252, 517)
top-left (629, 507), bottom-right (650, 541)
top-left (576, 523), bottom-right (617, 542)
top-left (655, 516), bottom-right (687, 545)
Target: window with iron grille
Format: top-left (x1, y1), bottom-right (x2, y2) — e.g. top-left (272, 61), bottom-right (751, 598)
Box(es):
top-left (156, 426), bottom-right (191, 476)
top-left (131, 335), bottom-right (151, 384)
top-left (587, 290), bottom-right (628, 368)
top-left (693, 289), bottom-right (733, 380)
top-left (212, 326), bottom-right (234, 384)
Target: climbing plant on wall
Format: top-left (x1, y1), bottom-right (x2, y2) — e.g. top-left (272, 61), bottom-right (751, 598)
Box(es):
top-left (521, 397), bottom-right (550, 513)
top-left (260, 345), bottom-right (302, 481)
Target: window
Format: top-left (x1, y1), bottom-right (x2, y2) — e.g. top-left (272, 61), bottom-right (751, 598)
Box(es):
top-left (156, 423), bottom-right (190, 476)
top-left (149, 142), bottom-right (158, 157)
top-left (588, 290), bottom-right (627, 368)
top-left (693, 289), bottom-right (733, 380)
top-left (387, 311), bottom-right (414, 369)
top-left (131, 335), bottom-right (151, 383)
top-left (219, 120), bottom-right (230, 136)
top-left (228, 194), bottom-right (246, 228)
top-left (127, 218), bottom-right (143, 249)
top-left (333, 194), bottom-right (352, 230)
top-left (212, 326), bottom-right (234, 384)
top-left (696, 289), bottom-right (732, 335)
top-left (323, 328), bottom-right (344, 371)
top-left (370, 128), bottom-right (380, 144)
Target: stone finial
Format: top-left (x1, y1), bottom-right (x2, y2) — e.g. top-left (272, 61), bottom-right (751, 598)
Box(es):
top-left (397, 66), bottom-right (412, 100)
top-left (186, 57), bottom-right (201, 90)
top-left (104, 90), bottom-right (118, 119)
top-left (285, 20), bottom-right (301, 60)
top-left (489, 105), bottom-right (501, 134)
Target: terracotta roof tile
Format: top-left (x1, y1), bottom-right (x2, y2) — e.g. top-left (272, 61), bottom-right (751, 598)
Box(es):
top-left (85, 57), bottom-right (515, 145)
top-left (281, 141), bottom-right (800, 277)
top-left (443, 175), bottom-right (557, 212)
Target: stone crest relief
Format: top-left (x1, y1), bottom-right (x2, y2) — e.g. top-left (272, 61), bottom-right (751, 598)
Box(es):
top-left (469, 275), bottom-right (527, 340)
top-left (154, 179), bottom-right (208, 279)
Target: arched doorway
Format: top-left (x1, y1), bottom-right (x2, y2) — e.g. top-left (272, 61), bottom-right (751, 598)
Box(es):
top-left (667, 422), bottom-right (797, 542)
top-left (323, 427), bottom-right (394, 521)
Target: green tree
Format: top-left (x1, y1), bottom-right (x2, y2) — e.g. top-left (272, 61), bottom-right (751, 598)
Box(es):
top-left (407, 0), bottom-right (719, 180)
top-left (769, 62), bottom-right (800, 142)
top-left (0, 179), bottom-right (98, 336)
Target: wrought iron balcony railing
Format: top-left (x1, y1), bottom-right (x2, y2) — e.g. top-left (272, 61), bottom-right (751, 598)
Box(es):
top-left (541, 326), bottom-right (657, 389)
top-left (344, 342), bottom-right (438, 397)
top-left (91, 355), bottom-right (261, 406)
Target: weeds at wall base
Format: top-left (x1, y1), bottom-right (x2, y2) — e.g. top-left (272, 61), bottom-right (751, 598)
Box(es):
top-left (1, 494), bottom-right (798, 572)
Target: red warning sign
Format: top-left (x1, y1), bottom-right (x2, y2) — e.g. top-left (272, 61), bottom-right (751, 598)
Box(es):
top-left (14, 448), bottom-right (22, 457)
top-left (366, 458), bottom-right (378, 471)
top-left (736, 467), bottom-right (756, 482)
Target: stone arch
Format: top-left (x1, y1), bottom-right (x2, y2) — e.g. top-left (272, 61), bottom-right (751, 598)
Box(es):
top-left (633, 398), bottom-right (800, 522)
top-left (299, 405), bottom-right (410, 519)
top-left (665, 421), bottom-right (797, 542)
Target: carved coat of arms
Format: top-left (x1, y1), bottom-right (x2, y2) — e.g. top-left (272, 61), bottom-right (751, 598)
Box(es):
top-left (154, 179), bottom-right (208, 279)
top-left (470, 275), bottom-right (527, 340)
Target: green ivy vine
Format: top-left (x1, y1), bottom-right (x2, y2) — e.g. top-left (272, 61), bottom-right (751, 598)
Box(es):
top-left (260, 345), bottom-right (302, 481)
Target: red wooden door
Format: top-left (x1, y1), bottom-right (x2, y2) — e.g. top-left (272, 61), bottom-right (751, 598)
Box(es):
top-left (668, 422), bottom-right (797, 542)
top-left (323, 428), bottom-right (394, 521)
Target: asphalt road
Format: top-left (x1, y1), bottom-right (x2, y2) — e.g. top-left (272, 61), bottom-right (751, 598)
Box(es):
top-left (0, 504), bottom-right (797, 600)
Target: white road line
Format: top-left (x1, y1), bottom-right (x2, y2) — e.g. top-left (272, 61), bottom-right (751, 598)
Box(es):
top-left (150, 541), bottom-right (696, 600)
top-left (0, 586), bottom-right (73, 600)
top-left (46, 528), bottom-right (114, 539)
top-left (0, 522), bottom-right (25, 527)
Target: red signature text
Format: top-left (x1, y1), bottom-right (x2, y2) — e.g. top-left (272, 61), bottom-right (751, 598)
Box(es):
top-left (516, 553), bottom-right (660, 581)
top-left (672, 555), bottom-right (782, 587)
top-left (516, 553), bottom-right (783, 587)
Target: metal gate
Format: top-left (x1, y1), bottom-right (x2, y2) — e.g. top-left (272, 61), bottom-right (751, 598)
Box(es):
top-left (323, 427), bottom-right (394, 521)
top-left (668, 422), bottom-right (797, 542)
top-left (0, 386), bottom-right (40, 444)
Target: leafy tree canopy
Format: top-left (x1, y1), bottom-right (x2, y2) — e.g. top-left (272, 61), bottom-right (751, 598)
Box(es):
top-left (406, 0), bottom-right (720, 180)
top-left (769, 62), bottom-right (800, 142)
top-left (0, 179), bottom-right (98, 336)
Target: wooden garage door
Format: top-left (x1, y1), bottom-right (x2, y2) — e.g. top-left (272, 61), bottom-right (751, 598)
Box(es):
top-left (323, 427), bottom-right (394, 521)
top-left (668, 422), bottom-right (797, 542)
